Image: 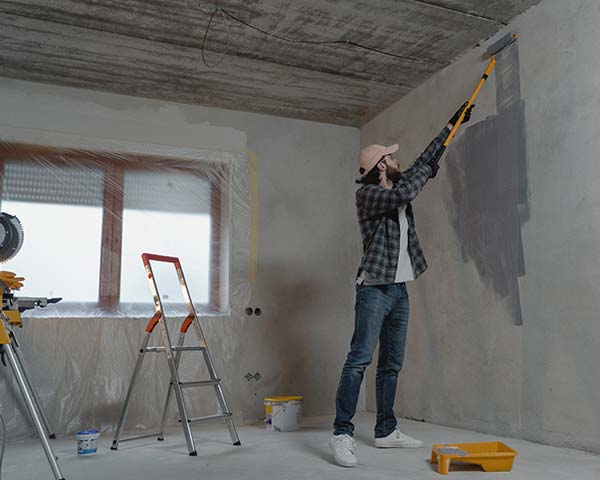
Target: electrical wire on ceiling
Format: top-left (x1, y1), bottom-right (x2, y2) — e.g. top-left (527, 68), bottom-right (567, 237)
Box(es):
top-left (201, 6), bottom-right (444, 69)
top-left (202, 7), bottom-right (230, 68)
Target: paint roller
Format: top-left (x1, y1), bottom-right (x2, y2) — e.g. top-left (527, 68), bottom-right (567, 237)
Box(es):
top-left (443, 33), bottom-right (518, 148)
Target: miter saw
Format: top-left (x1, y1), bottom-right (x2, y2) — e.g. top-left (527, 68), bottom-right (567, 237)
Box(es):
top-left (0, 212), bottom-right (66, 480)
top-left (0, 212), bottom-right (23, 263)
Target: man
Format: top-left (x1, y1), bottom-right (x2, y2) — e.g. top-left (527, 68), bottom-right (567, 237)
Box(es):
top-left (329, 103), bottom-right (474, 467)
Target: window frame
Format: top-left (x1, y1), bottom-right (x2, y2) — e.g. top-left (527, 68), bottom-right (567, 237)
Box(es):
top-left (0, 142), bottom-right (225, 314)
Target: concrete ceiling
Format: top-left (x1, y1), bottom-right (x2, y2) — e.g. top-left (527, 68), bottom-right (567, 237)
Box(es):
top-left (0, 1), bottom-right (540, 126)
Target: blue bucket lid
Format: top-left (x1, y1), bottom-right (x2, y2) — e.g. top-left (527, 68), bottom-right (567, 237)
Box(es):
top-left (76, 429), bottom-right (100, 435)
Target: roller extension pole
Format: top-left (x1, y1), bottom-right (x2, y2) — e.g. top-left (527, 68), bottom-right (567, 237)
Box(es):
top-left (444, 33), bottom-right (517, 149)
top-left (443, 56), bottom-right (496, 148)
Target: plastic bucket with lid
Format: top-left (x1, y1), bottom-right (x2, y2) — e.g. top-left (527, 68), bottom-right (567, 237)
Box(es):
top-left (264, 396), bottom-right (303, 432)
top-left (76, 429), bottom-right (100, 455)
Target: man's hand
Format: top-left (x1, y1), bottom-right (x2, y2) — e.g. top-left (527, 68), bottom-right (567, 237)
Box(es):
top-left (428, 162), bottom-right (439, 178)
top-left (448, 102), bottom-right (475, 127)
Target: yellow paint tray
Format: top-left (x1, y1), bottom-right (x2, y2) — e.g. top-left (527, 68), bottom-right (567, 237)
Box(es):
top-left (431, 441), bottom-right (517, 475)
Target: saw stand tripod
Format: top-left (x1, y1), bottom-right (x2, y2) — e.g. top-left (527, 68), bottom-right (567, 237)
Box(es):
top-left (0, 313), bottom-right (65, 480)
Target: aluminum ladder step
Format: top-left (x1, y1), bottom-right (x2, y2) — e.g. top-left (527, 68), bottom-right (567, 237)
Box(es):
top-left (111, 431), bottom-right (161, 447)
top-left (145, 345), bottom-right (205, 353)
top-left (179, 379), bottom-right (221, 388)
top-left (180, 413), bottom-right (233, 424)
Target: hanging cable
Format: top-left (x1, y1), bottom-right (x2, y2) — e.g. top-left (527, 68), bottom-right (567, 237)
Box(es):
top-left (201, 7), bottom-right (230, 68)
top-left (200, 6), bottom-right (446, 68)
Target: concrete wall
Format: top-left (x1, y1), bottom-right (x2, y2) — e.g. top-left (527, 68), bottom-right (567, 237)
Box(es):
top-left (362, 0), bottom-right (600, 452)
top-left (0, 78), bottom-right (361, 438)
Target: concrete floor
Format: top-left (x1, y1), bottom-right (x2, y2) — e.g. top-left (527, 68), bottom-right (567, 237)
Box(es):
top-left (3, 412), bottom-right (599, 480)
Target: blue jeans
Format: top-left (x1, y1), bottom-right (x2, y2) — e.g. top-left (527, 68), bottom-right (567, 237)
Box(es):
top-left (333, 283), bottom-right (410, 438)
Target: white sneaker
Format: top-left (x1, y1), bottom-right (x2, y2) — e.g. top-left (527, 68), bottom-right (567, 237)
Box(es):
top-left (374, 429), bottom-right (423, 448)
top-left (329, 434), bottom-right (358, 467)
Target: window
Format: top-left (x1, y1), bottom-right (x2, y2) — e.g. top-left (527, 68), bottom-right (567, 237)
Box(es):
top-left (1, 202), bottom-right (103, 301)
top-left (0, 144), bottom-right (226, 316)
top-left (120, 171), bottom-right (212, 305)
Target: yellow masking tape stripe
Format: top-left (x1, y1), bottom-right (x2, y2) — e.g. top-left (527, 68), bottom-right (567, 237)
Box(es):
top-left (246, 149), bottom-right (258, 284)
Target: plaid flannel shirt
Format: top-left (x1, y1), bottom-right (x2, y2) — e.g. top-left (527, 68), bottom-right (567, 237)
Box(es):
top-left (356, 126), bottom-right (451, 283)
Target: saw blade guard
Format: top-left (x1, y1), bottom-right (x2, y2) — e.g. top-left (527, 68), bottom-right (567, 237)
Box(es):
top-left (0, 212), bottom-right (24, 263)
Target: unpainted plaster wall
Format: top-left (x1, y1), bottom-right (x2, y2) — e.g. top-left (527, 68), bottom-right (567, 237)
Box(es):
top-left (0, 78), bottom-right (361, 438)
top-left (361, 0), bottom-right (600, 452)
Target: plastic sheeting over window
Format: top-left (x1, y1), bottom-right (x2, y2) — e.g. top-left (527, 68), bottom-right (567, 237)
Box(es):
top-left (123, 170), bottom-right (211, 214)
top-left (1, 201), bottom-right (104, 302)
top-left (0, 140), bottom-right (253, 442)
top-left (3, 160), bottom-right (105, 205)
top-left (0, 142), bottom-right (250, 318)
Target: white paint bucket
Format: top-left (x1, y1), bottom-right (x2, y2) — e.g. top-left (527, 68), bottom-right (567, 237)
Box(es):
top-left (76, 429), bottom-right (100, 456)
top-left (264, 396), bottom-right (303, 432)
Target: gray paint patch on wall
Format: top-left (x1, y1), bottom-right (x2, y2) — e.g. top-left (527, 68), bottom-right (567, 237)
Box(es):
top-left (445, 101), bottom-right (527, 324)
top-left (496, 42), bottom-right (530, 228)
top-left (444, 43), bottom-right (528, 325)
top-left (496, 42), bottom-right (522, 113)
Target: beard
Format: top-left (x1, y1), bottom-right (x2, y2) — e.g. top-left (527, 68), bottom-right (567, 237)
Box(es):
top-left (387, 167), bottom-right (402, 183)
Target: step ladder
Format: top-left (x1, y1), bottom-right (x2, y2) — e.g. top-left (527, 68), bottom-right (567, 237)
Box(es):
top-left (111, 253), bottom-right (240, 456)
